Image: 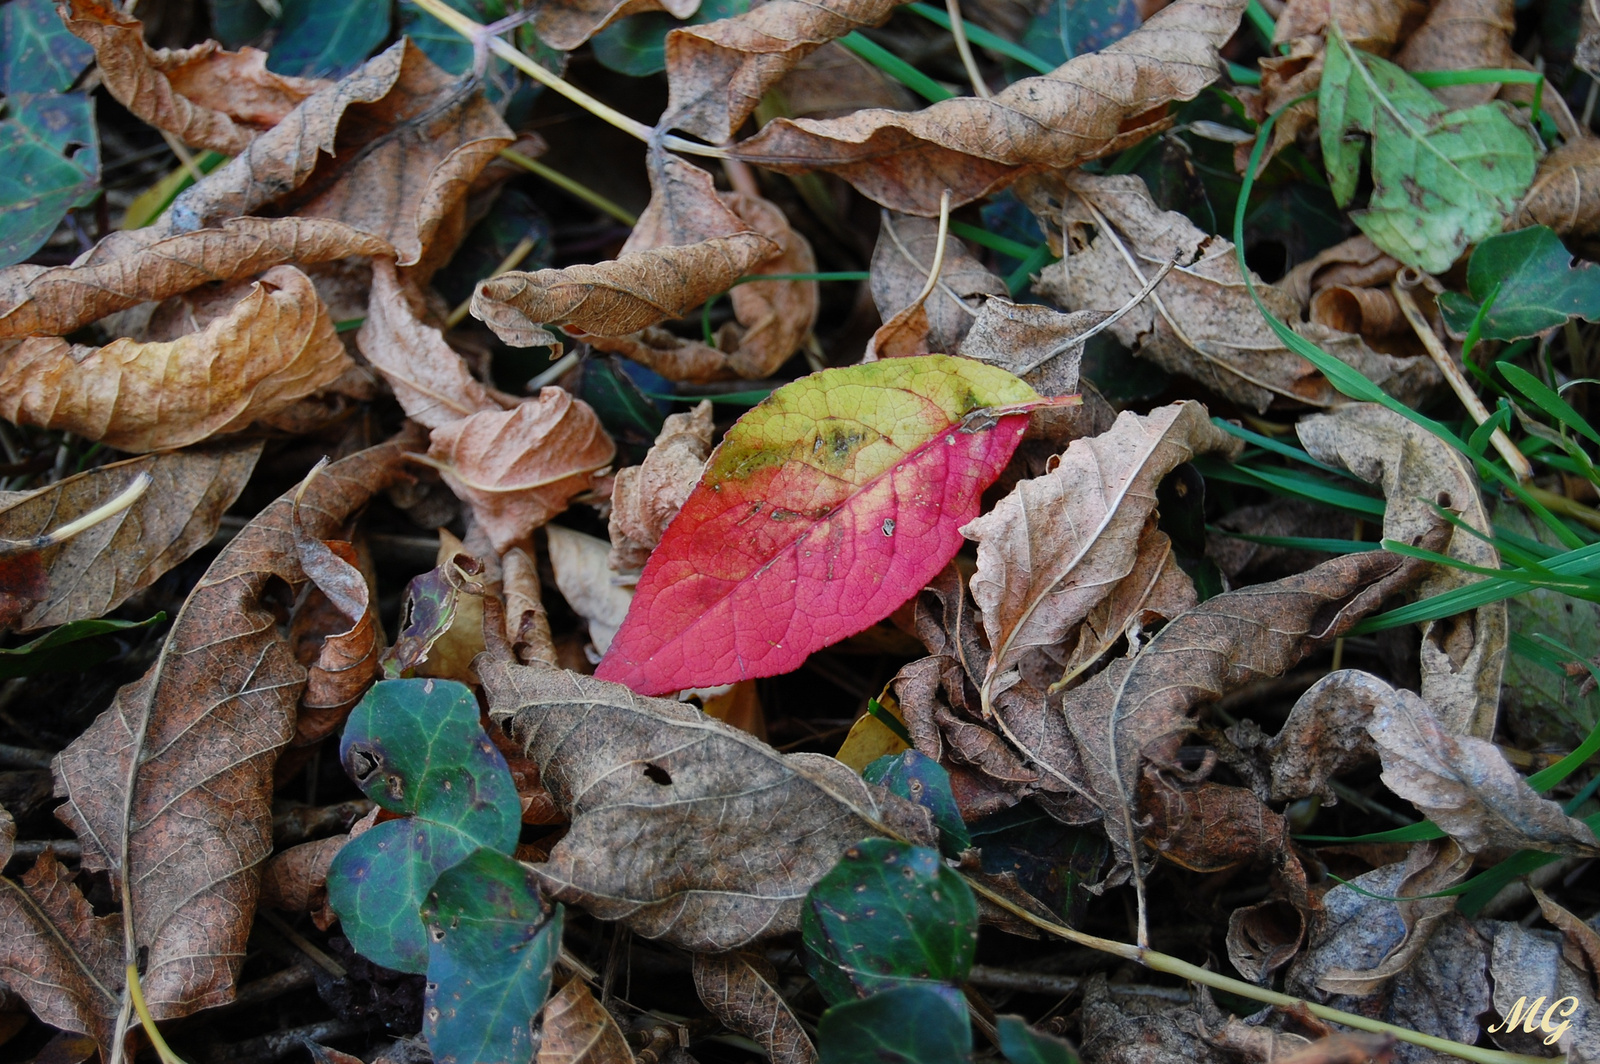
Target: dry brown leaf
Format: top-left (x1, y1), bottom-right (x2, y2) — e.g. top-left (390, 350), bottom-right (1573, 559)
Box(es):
top-left (1030, 173), bottom-right (1440, 412)
top-left (471, 232), bottom-right (779, 352)
top-left (767, 41), bottom-right (917, 122)
top-left (730, 0), bottom-right (1247, 215)
top-left (1531, 886), bottom-right (1600, 980)
top-left (609, 400), bottom-right (715, 572)
top-left (961, 402), bottom-right (1236, 716)
top-left (536, 979), bottom-right (634, 1064)
top-left (357, 258), bottom-right (511, 429)
top-left (1368, 685), bottom-right (1600, 856)
top-left (427, 389), bottom-right (615, 553)
top-left (163, 41), bottom-right (511, 273)
top-left (60, 0), bottom-right (325, 155)
top-left (0, 265), bottom-right (354, 452)
top-left (957, 299), bottom-right (1107, 397)
top-left (0, 217), bottom-right (391, 340)
top-left (548, 524), bottom-right (633, 655)
top-left (1079, 975), bottom-right (1231, 1064)
top-left (1394, 0), bottom-right (1516, 107)
top-left (601, 153), bottom-right (816, 382)
top-left (0, 441), bottom-right (258, 631)
top-left (1277, 234), bottom-right (1401, 307)
top-left (693, 951), bottom-right (818, 1064)
top-left (1484, 920), bottom-right (1599, 1057)
top-left (503, 546), bottom-right (558, 667)
top-left (1139, 771), bottom-right (1294, 874)
top-left (1257, 669), bottom-right (1386, 803)
top-left (1299, 402), bottom-right (1505, 737)
top-left (289, 496), bottom-right (380, 749)
top-left (662, 0), bottom-right (899, 143)
top-left (258, 833), bottom-right (345, 923)
top-left (0, 805), bottom-right (126, 1052)
top-left (1058, 543), bottom-right (1434, 875)
top-left (480, 658), bottom-right (937, 951)
top-left (867, 214), bottom-right (1007, 358)
top-left (1512, 136), bottom-right (1600, 239)
top-left (49, 435), bottom-right (419, 1025)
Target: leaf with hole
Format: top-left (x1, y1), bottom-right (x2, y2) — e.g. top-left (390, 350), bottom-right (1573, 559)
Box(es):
top-left (803, 838), bottom-right (977, 1005)
top-left (863, 750), bottom-right (970, 857)
top-left (326, 678), bottom-right (521, 974)
top-left (1438, 225), bottom-right (1600, 340)
top-left (0, 93), bottom-right (98, 268)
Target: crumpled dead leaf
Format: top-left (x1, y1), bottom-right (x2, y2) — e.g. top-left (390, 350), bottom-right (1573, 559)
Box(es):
top-left (59, 0), bottom-right (325, 155)
top-left (1369, 683), bottom-right (1600, 856)
top-left (962, 401), bottom-right (1235, 714)
top-left (609, 400), bottom-right (715, 573)
top-left (357, 257), bottom-right (512, 429)
top-left (0, 217), bottom-right (392, 340)
top-left (1299, 402), bottom-right (1505, 737)
top-left (163, 40), bottom-right (511, 274)
top-left (538, 0), bottom-right (700, 52)
top-left (1254, 669), bottom-right (1386, 804)
top-left (48, 435), bottom-right (418, 1028)
top-left (1484, 919), bottom-right (1600, 1058)
top-left (426, 388), bottom-right (615, 553)
top-left (503, 546), bottom-right (558, 667)
top-left (481, 658), bottom-right (937, 951)
top-left (0, 265), bottom-right (354, 452)
top-left (731, 0), bottom-right (1248, 215)
top-left (0, 441), bottom-right (258, 631)
top-left (867, 214), bottom-right (1007, 357)
top-left (593, 152), bottom-right (815, 382)
top-left (957, 299), bottom-right (1108, 397)
top-left (1029, 172), bottom-right (1440, 412)
top-left (472, 232), bottom-right (779, 352)
top-left (693, 951), bottom-right (817, 1064)
top-left (1512, 136), bottom-right (1600, 240)
top-left (662, 0), bottom-right (899, 143)
top-left (536, 979), bottom-right (634, 1064)
top-left (547, 524), bottom-right (633, 656)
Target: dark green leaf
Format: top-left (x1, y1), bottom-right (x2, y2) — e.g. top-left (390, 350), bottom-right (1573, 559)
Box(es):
top-left (0, 0), bottom-right (94, 93)
top-left (326, 679), bottom-right (521, 973)
top-left (997, 1016), bottom-right (1079, 1064)
top-left (0, 615), bottom-right (164, 680)
top-left (863, 751), bottom-right (970, 857)
top-left (590, 0), bottom-right (750, 76)
top-left (575, 355), bottom-right (668, 462)
top-left (1019, 0), bottom-right (1140, 65)
top-left (968, 802), bottom-right (1105, 926)
top-left (422, 849), bottom-right (563, 1064)
top-left (1438, 226), bottom-right (1600, 340)
top-left (817, 984), bottom-right (973, 1064)
top-left (0, 93), bottom-right (99, 267)
top-left (208, 0), bottom-right (273, 47)
top-left (802, 838), bottom-right (978, 1005)
top-left (399, 0), bottom-right (526, 102)
top-left (266, 0), bottom-right (391, 79)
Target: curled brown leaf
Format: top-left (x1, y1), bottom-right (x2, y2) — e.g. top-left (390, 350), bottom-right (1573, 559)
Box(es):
top-left (0, 265), bottom-right (354, 452)
top-left (608, 400), bottom-right (715, 572)
top-left (868, 214), bottom-right (1006, 357)
top-left (731, 0), bottom-right (1247, 215)
top-left (290, 500), bottom-right (380, 748)
top-left (1512, 136), bottom-right (1600, 239)
top-left (693, 951), bottom-right (818, 1064)
top-left (536, 979), bottom-right (634, 1064)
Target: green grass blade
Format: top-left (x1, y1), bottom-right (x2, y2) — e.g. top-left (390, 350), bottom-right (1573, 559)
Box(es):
top-left (1498, 360), bottom-right (1600, 448)
top-left (840, 32), bottom-right (954, 103)
top-left (904, 2), bottom-right (1055, 74)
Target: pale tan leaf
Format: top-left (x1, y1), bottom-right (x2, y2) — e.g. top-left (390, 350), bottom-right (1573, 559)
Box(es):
top-left (1029, 173), bottom-right (1440, 413)
top-left (1531, 886), bottom-right (1600, 979)
top-left (693, 951), bottom-right (818, 1064)
top-left (0, 441), bottom-right (258, 631)
top-left (60, 0), bottom-right (325, 155)
top-left (51, 435), bottom-right (420, 1020)
top-left (1298, 402), bottom-right (1505, 737)
top-left (730, 0), bottom-right (1247, 215)
top-left (428, 389), bottom-right (616, 552)
top-left (868, 214), bottom-right (1006, 357)
top-left (1512, 135), bottom-right (1600, 239)
top-left (480, 658), bottom-right (937, 951)
top-left (0, 217), bottom-right (392, 340)
top-left (357, 257), bottom-right (510, 429)
top-left (1485, 921), bottom-right (1599, 1057)
top-left (961, 401), bottom-right (1236, 713)
top-left (162, 41), bottom-right (511, 272)
top-left (547, 524), bottom-right (633, 655)
top-left (663, 0), bottom-right (899, 143)
top-left (0, 265), bottom-right (354, 452)
top-left (537, 979), bottom-right (633, 1064)
top-left (957, 299), bottom-right (1108, 398)
top-left (471, 232), bottom-right (779, 351)
top-left (1368, 686), bottom-right (1600, 857)
top-left (503, 546), bottom-right (557, 667)
top-left (1277, 234), bottom-right (1400, 307)
top-left (608, 400), bottom-right (715, 572)
top-left (1394, 0), bottom-right (1517, 107)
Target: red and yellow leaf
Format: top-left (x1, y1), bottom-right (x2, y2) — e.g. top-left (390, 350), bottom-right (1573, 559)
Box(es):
top-left (595, 355), bottom-right (1065, 694)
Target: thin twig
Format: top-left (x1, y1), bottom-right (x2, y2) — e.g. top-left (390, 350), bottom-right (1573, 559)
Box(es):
top-left (1390, 280), bottom-right (1534, 481)
top-left (257, 911), bottom-right (347, 979)
top-left (945, 0), bottom-right (991, 98)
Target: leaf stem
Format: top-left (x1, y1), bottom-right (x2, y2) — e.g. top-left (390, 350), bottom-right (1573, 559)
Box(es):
top-left (405, 0), bottom-right (728, 158)
top-left (497, 148), bottom-right (639, 226)
top-left (944, 0), bottom-right (991, 98)
top-left (125, 964), bottom-right (191, 1064)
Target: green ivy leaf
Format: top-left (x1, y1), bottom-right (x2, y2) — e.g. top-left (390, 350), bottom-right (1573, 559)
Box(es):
top-left (0, 0), bottom-right (94, 94)
top-left (266, 0), bottom-right (391, 78)
top-left (0, 93), bottom-right (99, 267)
top-left (863, 751), bottom-right (970, 857)
top-left (0, 614), bottom-right (164, 680)
top-left (421, 850), bottom-right (563, 1064)
top-left (1019, 0), bottom-right (1140, 65)
top-left (1319, 22), bottom-right (1538, 273)
top-left (207, 0), bottom-right (272, 48)
top-left (802, 838), bottom-right (978, 1005)
top-left (816, 984), bottom-right (973, 1064)
top-left (590, 0), bottom-right (750, 76)
top-left (1437, 226), bottom-right (1600, 339)
top-left (996, 1016), bottom-right (1080, 1064)
top-left (326, 679), bottom-right (521, 973)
